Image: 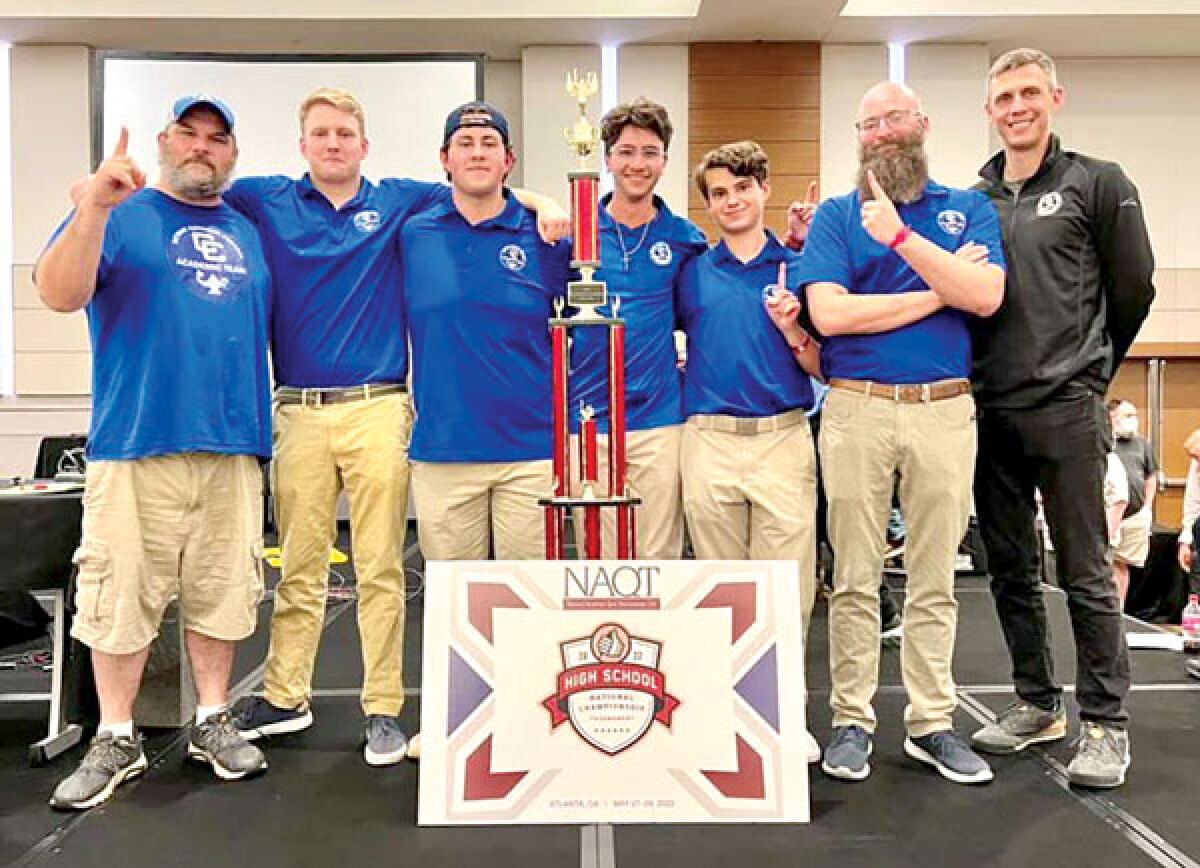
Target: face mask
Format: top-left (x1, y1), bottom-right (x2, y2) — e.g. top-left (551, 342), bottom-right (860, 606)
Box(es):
top-left (1115, 419), bottom-right (1138, 439)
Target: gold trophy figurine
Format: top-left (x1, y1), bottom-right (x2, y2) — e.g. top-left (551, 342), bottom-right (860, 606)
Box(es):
top-left (564, 69), bottom-right (601, 168)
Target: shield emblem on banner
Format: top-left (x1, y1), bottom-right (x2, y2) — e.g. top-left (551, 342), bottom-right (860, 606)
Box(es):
top-left (548, 625), bottom-right (670, 755)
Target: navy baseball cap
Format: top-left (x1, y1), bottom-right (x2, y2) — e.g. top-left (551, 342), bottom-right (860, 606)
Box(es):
top-left (170, 95), bottom-right (236, 132)
top-left (443, 101), bottom-right (510, 147)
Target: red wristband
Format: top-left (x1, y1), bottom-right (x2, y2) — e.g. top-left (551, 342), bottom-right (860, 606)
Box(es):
top-left (888, 226), bottom-right (912, 250)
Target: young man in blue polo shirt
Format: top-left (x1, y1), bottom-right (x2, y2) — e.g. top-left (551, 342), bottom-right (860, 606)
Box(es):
top-left (37, 97), bottom-right (271, 809)
top-left (568, 98), bottom-right (708, 557)
top-left (403, 102), bottom-right (572, 566)
top-left (797, 81), bottom-right (1005, 786)
top-left (226, 90), bottom-right (567, 765)
top-left (678, 140), bottom-right (822, 761)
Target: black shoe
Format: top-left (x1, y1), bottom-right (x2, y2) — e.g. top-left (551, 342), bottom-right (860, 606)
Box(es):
top-left (232, 695), bottom-right (313, 740)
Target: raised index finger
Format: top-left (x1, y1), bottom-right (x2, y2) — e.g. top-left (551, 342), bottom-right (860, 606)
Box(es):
top-left (112, 126), bottom-right (129, 158)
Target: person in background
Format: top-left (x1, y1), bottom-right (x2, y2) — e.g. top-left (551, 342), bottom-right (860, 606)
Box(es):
top-left (1107, 399), bottom-right (1158, 605)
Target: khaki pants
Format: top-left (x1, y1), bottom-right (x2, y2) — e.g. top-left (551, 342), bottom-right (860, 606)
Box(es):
top-left (820, 387), bottom-right (975, 737)
top-left (412, 460), bottom-right (551, 560)
top-left (681, 417), bottom-right (817, 627)
top-left (71, 453), bottom-right (264, 655)
top-left (264, 392), bottom-right (413, 717)
top-left (570, 425), bottom-right (684, 558)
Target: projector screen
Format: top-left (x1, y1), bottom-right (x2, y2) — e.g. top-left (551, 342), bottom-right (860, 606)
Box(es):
top-left (97, 53), bottom-right (482, 185)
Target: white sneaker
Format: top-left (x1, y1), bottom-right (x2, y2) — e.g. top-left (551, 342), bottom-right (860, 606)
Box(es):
top-left (803, 729), bottom-right (821, 764)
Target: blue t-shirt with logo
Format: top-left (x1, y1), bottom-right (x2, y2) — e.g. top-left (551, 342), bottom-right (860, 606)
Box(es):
top-left (568, 194), bottom-right (708, 434)
top-left (795, 180), bottom-right (1005, 383)
top-left (676, 232), bottom-right (815, 418)
top-left (225, 174), bottom-right (448, 388)
top-left (402, 192), bottom-right (573, 463)
top-left (48, 189), bottom-right (272, 461)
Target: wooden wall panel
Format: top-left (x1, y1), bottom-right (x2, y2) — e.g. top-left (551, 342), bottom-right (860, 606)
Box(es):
top-left (688, 42), bottom-right (820, 242)
top-left (1162, 360), bottom-right (1200, 480)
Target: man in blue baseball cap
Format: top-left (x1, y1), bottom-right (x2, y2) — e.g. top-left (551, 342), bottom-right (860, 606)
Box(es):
top-left (38, 95), bottom-right (272, 810)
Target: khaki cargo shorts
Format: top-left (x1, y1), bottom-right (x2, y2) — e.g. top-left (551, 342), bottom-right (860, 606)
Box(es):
top-left (71, 453), bottom-right (265, 655)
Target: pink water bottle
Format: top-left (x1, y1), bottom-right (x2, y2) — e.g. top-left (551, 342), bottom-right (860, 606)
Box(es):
top-left (1183, 594), bottom-right (1200, 655)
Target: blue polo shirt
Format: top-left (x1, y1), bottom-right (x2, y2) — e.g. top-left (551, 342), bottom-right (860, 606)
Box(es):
top-left (676, 232), bottom-right (815, 418)
top-left (402, 192), bottom-right (573, 463)
top-left (569, 194), bottom-right (708, 434)
top-left (48, 189), bottom-right (273, 461)
top-left (225, 174), bottom-right (448, 388)
top-left (796, 180), bottom-right (1005, 383)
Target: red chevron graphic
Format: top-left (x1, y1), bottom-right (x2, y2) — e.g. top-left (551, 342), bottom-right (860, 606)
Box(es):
top-left (701, 735), bottom-right (765, 799)
top-left (697, 582), bottom-right (757, 643)
top-left (467, 583), bottom-right (528, 643)
top-left (463, 735), bottom-right (527, 801)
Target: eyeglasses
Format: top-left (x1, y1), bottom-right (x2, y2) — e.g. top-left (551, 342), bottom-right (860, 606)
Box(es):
top-left (610, 145), bottom-right (665, 161)
top-left (855, 109), bottom-right (920, 133)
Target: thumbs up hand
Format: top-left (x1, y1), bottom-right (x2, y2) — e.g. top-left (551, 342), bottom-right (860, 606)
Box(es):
top-left (860, 169), bottom-right (904, 248)
top-left (80, 127), bottom-right (146, 211)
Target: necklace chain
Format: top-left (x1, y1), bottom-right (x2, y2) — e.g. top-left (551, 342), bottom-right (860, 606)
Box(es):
top-left (615, 219), bottom-right (652, 270)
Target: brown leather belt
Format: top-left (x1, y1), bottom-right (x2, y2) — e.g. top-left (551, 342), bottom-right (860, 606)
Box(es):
top-left (688, 407), bottom-right (809, 435)
top-left (275, 382), bottom-right (406, 407)
top-left (828, 378), bottom-right (971, 404)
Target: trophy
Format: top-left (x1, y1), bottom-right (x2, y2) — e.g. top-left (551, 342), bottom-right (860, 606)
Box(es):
top-left (541, 69), bottom-right (640, 559)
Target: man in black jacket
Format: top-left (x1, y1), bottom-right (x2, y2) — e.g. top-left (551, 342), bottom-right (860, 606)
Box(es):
top-left (969, 48), bottom-right (1155, 789)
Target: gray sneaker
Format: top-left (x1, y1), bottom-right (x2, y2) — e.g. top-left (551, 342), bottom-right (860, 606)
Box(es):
top-left (905, 730), bottom-right (994, 785)
top-left (1067, 723), bottom-right (1130, 789)
top-left (188, 711), bottom-right (268, 780)
top-left (364, 714), bottom-right (409, 767)
top-left (971, 699), bottom-right (1066, 755)
top-left (50, 731), bottom-right (148, 811)
top-left (821, 724), bottom-right (872, 781)
top-left (1187, 658), bottom-right (1200, 681)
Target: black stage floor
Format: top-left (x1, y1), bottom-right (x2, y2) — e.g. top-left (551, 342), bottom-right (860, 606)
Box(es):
top-left (2, 530), bottom-right (1197, 868)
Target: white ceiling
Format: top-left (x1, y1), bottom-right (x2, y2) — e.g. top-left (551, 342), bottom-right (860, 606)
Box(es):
top-left (1, 0), bottom-right (1199, 58)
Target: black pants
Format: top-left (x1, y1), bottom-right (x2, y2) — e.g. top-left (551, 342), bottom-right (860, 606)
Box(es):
top-left (974, 386), bottom-right (1130, 724)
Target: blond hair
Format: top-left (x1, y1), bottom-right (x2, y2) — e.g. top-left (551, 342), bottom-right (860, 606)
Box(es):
top-left (298, 87), bottom-right (366, 135)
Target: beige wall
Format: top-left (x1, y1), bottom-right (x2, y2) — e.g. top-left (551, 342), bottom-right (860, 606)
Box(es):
top-left (905, 43), bottom-right (990, 190)
top-left (10, 44), bottom-right (92, 396)
top-left (7, 43), bottom-right (1200, 409)
top-left (520, 44), bottom-right (603, 210)
top-left (1051, 57), bottom-right (1200, 345)
top-left (819, 44), bottom-right (886, 202)
top-left (616, 44), bottom-right (689, 215)
top-left (484, 59), bottom-right (524, 188)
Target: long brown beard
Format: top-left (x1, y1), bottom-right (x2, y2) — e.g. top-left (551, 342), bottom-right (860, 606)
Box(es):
top-left (857, 131), bottom-right (929, 204)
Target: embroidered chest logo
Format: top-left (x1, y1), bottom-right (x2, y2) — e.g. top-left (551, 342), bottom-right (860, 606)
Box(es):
top-left (937, 209), bottom-right (967, 236)
top-left (169, 225), bottom-right (249, 303)
top-left (500, 244), bottom-right (527, 272)
top-left (649, 241), bottom-right (672, 267)
top-left (543, 623), bottom-right (679, 756)
top-left (353, 210), bottom-right (381, 233)
top-left (1037, 192), bottom-right (1063, 217)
